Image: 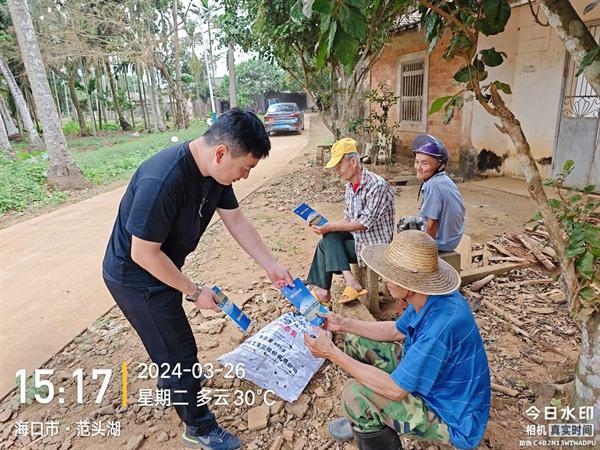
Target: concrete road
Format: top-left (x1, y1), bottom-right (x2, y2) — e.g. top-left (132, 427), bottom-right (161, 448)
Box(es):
top-left (0, 118), bottom-right (312, 398)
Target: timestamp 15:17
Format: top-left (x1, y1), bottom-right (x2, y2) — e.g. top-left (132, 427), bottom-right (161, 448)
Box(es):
top-left (16, 369), bottom-right (112, 405)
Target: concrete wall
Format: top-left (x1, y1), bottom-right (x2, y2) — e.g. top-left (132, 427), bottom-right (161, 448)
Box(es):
top-left (369, 0), bottom-right (599, 179)
top-left (473, 1), bottom-right (599, 179)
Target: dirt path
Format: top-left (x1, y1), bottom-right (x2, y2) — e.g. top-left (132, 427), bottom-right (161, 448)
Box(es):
top-left (0, 116), bottom-right (321, 398)
top-left (0, 124), bottom-right (582, 450)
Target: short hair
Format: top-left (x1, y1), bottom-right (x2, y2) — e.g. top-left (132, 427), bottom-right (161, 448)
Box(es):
top-left (203, 108), bottom-right (271, 159)
top-left (343, 152), bottom-right (360, 162)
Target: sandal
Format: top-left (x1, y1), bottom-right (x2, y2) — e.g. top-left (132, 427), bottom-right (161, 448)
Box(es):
top-left (310, 289), bottom-right (330, 305)
top-left (338, 286), bottom-right (368, 304)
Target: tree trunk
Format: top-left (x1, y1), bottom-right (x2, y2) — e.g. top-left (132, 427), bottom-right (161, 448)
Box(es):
top-left (49, 70), bottom-right (63, 117)
top-left (64, 68), bottom-right (89, 137)
top-left (573, 311), bottom-right (600, 441)
top-left (156, 59), bottom-right (186, 127)
top-left (96, 64), bottom-right (103, 131)
top-left (539, 0), bottom-right (600, 95)
top-left (6, 0), bottom-right (90, 190)
top-left (148, 65), bottom-right (166, 132)
top-left (23, 87), bottom-right (40, 134)
top-left (136, 66), bottom-right (150, 130)
top-left (0, 94), bottom-right (20, 138)
top-left (103, 58), bottom-right (131, 131)
top-left (0, 107), bottom-right (14, 159)
top-left (0, 55), bottom-right (43, 148)
top-left (62, 78), bottom-right (71, 119)
top-left (228, 42), bottom-right (237, 108)
top-left (488, 86), bottom-right (579, 304)
top-left (171, 0), bottom-right (189, 129)
top-left (123, 69), bottom-right (136, 129)
top-left (80, 60), bottom-right (96, 137)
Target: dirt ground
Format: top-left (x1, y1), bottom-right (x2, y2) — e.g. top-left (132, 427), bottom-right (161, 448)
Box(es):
top-left (0, 118), bottom-right (590, 450)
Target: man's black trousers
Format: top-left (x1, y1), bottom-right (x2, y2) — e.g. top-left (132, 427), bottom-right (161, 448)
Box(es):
top-left (103, 276), bottom-right (217, 434)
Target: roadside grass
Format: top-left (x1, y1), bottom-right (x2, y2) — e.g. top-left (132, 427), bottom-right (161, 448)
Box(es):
top-left (0, 120), bottom-right (208, 215)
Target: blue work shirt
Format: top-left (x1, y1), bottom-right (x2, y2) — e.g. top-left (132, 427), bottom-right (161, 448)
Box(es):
top-left (392, 291), bottom-right (491, 449)
top-left (420, 172), bottom-right (465, 251)
top-left (103, 141), bottom-right (238, 288)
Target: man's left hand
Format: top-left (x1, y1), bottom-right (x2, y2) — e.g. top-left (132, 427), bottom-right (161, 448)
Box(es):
top-left (265, 261), bottom-right (294, 288)
top-left (304, 327), bottom-right (337, 359)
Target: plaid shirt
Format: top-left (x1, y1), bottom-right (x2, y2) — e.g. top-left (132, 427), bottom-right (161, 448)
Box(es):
top-left (344, 167), bottom-right (395, 265)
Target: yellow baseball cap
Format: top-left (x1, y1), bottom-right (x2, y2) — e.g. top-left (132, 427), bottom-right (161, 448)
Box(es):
top-left (325, 138), bottom-right (358, 169)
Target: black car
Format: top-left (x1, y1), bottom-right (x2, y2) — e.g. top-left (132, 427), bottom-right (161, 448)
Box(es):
top-left (264, 103), bottom-right (304, 135)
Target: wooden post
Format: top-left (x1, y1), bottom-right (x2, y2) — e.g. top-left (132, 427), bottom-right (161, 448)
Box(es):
top-left (366, 268), bottom-right (380, 315)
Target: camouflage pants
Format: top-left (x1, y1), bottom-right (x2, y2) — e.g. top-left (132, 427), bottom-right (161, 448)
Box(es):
top-left (341, 334), bottom-right (450, 444)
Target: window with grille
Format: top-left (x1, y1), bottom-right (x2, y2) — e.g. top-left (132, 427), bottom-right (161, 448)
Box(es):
top-left (397, 52), bottom-right (428, 131)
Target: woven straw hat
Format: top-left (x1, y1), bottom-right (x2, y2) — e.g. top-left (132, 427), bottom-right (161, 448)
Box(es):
top-left (361, 230), bottom-right (460, 295)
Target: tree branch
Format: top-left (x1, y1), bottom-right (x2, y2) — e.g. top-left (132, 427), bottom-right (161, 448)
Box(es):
top-left (419, 0), bottom-right (476, 41)
top-left (528, 0), bottom-right (550, 27)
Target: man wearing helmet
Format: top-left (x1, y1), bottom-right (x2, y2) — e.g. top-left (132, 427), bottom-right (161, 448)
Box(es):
top-left (398, 134), bottom-right (465, 252)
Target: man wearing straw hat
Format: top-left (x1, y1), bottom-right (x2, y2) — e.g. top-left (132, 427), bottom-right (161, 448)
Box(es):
top-left (307, 137), bottom-right (395, 304)
top-left (304, 230), bottom-right (490, 449)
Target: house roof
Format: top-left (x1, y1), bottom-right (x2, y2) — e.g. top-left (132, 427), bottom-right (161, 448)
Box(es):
top-left (393, 9), bottom-right (421, 33)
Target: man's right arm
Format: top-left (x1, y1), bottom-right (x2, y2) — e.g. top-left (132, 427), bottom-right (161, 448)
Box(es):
top-left (131, 236), bottom-right (220, 310)
top-left (333, 314), bottom-right (403, 342)
top-left (424, 217), bottom-right (439, 239)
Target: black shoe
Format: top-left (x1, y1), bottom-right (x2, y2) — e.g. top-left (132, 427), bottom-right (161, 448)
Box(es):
top-left (351, 426), bottom-right (402, 450)
top-left (328, 417), bottom-right (353, 441)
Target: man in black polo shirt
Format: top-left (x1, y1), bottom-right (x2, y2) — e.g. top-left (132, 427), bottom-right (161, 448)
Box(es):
top-left (102, 108), bottom-right (292, 450)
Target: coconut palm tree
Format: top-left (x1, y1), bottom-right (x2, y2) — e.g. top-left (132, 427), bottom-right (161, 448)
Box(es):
top-left (6, 0), bottom-right (90, 190)
top-left (0, 55), bottom-right (43, 148)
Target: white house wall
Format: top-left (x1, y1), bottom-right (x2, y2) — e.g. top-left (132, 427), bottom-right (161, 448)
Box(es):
top-left (470, 1), bottom-right (600, 179)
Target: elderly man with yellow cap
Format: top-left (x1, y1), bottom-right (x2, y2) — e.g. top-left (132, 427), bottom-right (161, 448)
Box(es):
top-left (307, 137), bottom-right (395, 304)
top-left (304, 230), bottom-right (491, 450)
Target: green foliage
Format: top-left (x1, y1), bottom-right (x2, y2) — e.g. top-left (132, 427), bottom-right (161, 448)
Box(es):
top-left (536, 160), bottom-right (600, 315)
top-left (217, 58), bottom-right (302, 109)
top-left (419, 1), bottom-right (514, 127)
top-left (476, 0), bottom-right (511, 35)
top-left (350, 82), bottom-right (399, 167)
top-left (480, 48), bottom-right (506, 67)
top-left (429, 91), bottom-right (465, 125)
top-left (62, 121), bottom-right (119, 135)
top-left (0, 158), bottom-right (68, 213)
top-left (220, 0), bottom-right (411, 136)
top-left (307, 0), bottom-right (410, 72)
top-left (0, 121), bottom-right (208, 216)
top-left (576, 45), bottom-right (600, 77)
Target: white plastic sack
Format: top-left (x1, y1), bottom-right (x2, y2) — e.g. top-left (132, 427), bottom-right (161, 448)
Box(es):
top-left (217, 312), bottom-right (324, 402)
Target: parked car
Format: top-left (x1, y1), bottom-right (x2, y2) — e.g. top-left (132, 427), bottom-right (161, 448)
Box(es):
top-left (264, 103), bottom-right (304, 135)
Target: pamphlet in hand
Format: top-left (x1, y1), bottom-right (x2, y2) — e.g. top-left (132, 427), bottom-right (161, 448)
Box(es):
top-left (293, 203), bottom-right (328, 227)
top-left (212, 286), bottom-right (251, 332)
top-left (280, 278), bottom-right (328, 327)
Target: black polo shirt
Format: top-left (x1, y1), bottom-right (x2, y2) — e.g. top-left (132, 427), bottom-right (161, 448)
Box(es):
top-left (102, 141), bottom-right (238, 288)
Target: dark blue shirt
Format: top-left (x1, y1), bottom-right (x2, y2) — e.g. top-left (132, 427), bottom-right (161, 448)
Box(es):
top-left (392, 292), bottom-right (491, 449)
top-left (103, 141), bottom-right (238, 288)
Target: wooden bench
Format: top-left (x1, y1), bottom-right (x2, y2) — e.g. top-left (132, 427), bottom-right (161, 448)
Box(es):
top-left (351, 264), bottom-right (383, 315)
top-left (439, 250), bottom-right (461, 272)
top-left (351, 250), bottom-right (462, 316)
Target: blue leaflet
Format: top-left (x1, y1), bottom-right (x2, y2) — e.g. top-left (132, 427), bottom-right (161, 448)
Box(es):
top-left (293, 203), bottom-right (328, 226)
top-left (212, 286), bottom-right (251, 332)
top-left (280, 278), bottom-right (328, 327)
